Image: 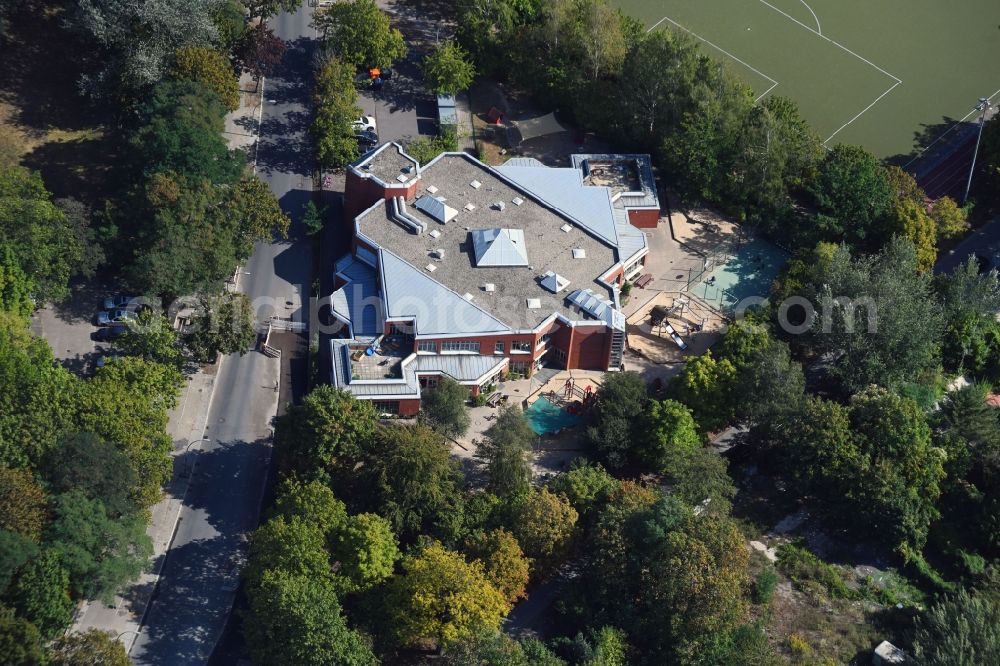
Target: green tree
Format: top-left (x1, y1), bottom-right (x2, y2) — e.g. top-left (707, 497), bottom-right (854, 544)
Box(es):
top-left (510, 487), bottom-right (578, 566)
top-left (245, 516), bottom-right (332, 589)
top-left (718, 322), bottom-right (805, 424)
top-left (586, 371), bottom-right (647, 468)
top-left (76, 356), bottom-right (180, 509)
top-left (441, 629), bottom-right (549, 666)
top-left (931, 195), bottom-right (969, 239)
top-left (0, 166), bottom-right (84, 302)
top-left (244, 569), bottom-right (377, 666)
top-left (302, 201), bottom-right (327, 236)
top-left (476, 404), bottom-right (534, 496)
top-left (547, 458), bottom-right (618, 519)
top-left (464, 528), bottom-right (531, 605)
top-left (912, 589), bottom-right (1000, 666)
top-left (936, 256), bottom-right (1000, 375)
top-left (114, 309), bottom-right (186, 368)
top-left (802, 238), bottom-right (944, 393)
top-left (46, 490), bottom-right (152, 602)
top-left (0, 605), bottom-right (45, 665)
top-left (132, 80), bottom-right (245, 185)
top-left (385, 540), bottom-right (509, 648)
top-left (360, 424), bottom-right (466, 542)
top-left (172, 46), bottom-right (240, 111)
top-left (311, 56), bottom-right (361, 169)
top-left (67, 0), bottom-right (221, 99)
top-left (403, 127), bottom-right (458, 165)
top-left (889, 198), bottom-right (937, 270)
top-left (224, 175), bottom-right (291, 259)
top-left (274, 386), bottom-right (378, 478)
top-left (49, 629), bottom-right (130, 666)
top-left (211, 0), bottom-right (247, 52)
top-left (557, 627), bottom-right (628, 666)
top-left (313, 0), bottom-right (406, 68)
top-left (422, 40), bottom-right (476, 94)
top-left (670, 350), bottom-right (737, 432)
top-left (329, 512), bottom-right (399, 593)
top-left (11, 550), bottom-right (73, 638)
top-left (270, 477), bottom-right (348, 535)
top-left (0, 244), bottom-right (34, 319)
top-left (187, 292), bottom-right (257, 362)
top-left (0, 466), bottom-right (47, 542)
top-left (807, 144), bottom-right (893, 249)
top-left (0, 530), bottom-right (38, 594)
top-left (421, 377), bottom-right (471, 439)
top-left (640, 399), bottom-right (700, 475)
top-left (669, 446), bottom-right (737, 516)
top-left (43, 432), bottom-right (140, 521)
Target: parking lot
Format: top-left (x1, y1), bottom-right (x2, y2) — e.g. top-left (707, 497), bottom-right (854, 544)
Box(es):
top-left (29, 281), bottom-right (134, 375)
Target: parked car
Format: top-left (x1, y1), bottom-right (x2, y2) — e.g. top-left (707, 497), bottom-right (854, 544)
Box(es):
top-left (96, 309), bottom-right (136, 326)
top-left (102, 294), bottom-right (135, 310)
top-left (352, 115), bottom-right (376, 132)
top-left (92, 324), bottom-right (129, 342)
top-left (355, 130), bottom-right (379, 148)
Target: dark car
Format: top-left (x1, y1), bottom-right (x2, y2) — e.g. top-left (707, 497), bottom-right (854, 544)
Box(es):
top-left (355, 130), bottom-right (379, 147)
top-left (92, 324), bottom-right (129, 342)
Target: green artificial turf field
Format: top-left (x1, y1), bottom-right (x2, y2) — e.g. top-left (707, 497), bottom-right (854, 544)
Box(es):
top-left (614, 0), bottom-right (1000, 163)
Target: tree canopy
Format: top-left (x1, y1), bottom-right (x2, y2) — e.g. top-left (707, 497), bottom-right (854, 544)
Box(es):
top-left (420, 377), bottom-right (471, 439)
top-left (313, 0), bottom-right (406, 68)
top-left (172, 46), bottom-right (241, 112)
top-left (476, 404), bottom-right (535, 496)
top-left (421, 40), bottom-right (476, 94)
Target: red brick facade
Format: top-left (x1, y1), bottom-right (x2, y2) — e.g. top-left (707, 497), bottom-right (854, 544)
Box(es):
top-left (627, 208), bottom-right (660, 228)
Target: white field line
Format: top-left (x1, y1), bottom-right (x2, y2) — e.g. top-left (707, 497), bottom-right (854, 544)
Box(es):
top-left (653, 16), bottom-right (779, 103)
top-left (824, 80), bottom-right (902, 144)
top-left (798, 0), bottom-right (821, 34)
top-left (902, 87), bottom-right (1000, 168)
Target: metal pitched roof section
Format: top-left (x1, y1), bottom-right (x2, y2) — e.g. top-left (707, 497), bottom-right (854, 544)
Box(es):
top-left (540, 270), bottom-right (570, 293)
top-left (379, 250), bottom-right (512, 335)
top-left (495, 165), bottom-right (619, 246)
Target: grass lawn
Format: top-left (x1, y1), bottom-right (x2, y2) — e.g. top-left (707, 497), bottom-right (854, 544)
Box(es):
top-left (0, 1), bottom-right (119, 204)
top-left (613, 0), bottom-right (1000, 163)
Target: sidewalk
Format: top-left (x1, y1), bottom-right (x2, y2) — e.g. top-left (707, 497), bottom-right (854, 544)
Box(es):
top-left (72, 362), bottom-right (223, 651)
top-left (224, 73), bottom-right (264, 166)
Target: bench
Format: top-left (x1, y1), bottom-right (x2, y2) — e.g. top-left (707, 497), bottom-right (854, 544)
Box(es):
top-left (634, 274), bottom-right (654, 289)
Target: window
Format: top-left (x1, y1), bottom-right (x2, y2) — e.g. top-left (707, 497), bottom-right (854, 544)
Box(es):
top-left (511, 340), bottom-right (531, 353)
top-left (373, 401), bottom-right (399, 415)
top-left (509, 360), bottom-right (531, 375)
top-left (494, 341), bottom-right (504, 354)
top-left (417, 341), bottom-right (438, 353)
top-left (419, 376), bottom-right (439, 390)
top-left (441, 340), bottom-right (481, 353)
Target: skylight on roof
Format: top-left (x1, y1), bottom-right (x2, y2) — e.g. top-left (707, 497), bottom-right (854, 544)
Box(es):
top-left (425, 264), bottom-right (437, 272)
top-left (396, 174), bottom-right (408, 183)
top-left (572, 248), bottom-right (586, 259)
top-left (512, 197), bottom-right (524, 206)
top-left (464, 203), bottom-right (476, 212)
top-left (526, 298), bottom-right (541, 309)
top-left (470, 180), bottom-right (482, 189)
top-left (429, 229), bottom-right (441, 238)
top-left (427, 185), bottom-right (438, 194)
top-left (484, 283), bottom-right (496, 292)
top-left (463, 293), bottom-right (474, 301)
top-left (560, 224), bottom-right (572, 233)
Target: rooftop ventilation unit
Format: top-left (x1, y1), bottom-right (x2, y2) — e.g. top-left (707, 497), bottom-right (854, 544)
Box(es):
top-left (483, 283), bottom-right (496, 292)
top-left (560, 224), bottom-right (572, 233)
top-left (396, 174), bottom-right (408, 183)
top-left (572, 248), bottom-right (586, 259)
top-left (526, 298), bottom-right (541, 309)
top-left (512, 197), bottom-right (524, 206)
top-left (403, 165), bottom-right (414, 174)
top-left (464, 203), bottom-right (476, 212)
top-left (470, 180), bottom-right (482, 189)
top-left (540, 271), bottom-right (571, 293)
top-left (428, 229), bottom-right (441, 239)
top-left (493, 201), bottom-right (506, 211)
top-left (430, 248), bottom-right (445, 260)
top-left (463, 293), bottom-right (475, 301)
top-left (425, 264), bottom-right (437, 272)
top-left (426, 185), bottom-right (438, 194)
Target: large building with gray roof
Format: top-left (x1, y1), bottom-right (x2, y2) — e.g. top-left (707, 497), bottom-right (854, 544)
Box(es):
top-left (332, 143), bottom-right (658, 416)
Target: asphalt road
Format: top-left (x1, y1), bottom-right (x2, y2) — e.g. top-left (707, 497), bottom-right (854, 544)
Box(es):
top-left (128, 7), bottom-right (316, 664)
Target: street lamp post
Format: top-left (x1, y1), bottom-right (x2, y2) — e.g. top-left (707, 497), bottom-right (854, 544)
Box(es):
top-left (117, 629), bottom-right (140, 653)
top-left (963, 97), bottom-right (991, 204)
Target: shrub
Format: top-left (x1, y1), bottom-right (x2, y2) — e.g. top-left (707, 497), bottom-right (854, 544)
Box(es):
top-left (776, 542), bottom-right (853, 601)
top-left (752, 568), bottom-right (778, 605)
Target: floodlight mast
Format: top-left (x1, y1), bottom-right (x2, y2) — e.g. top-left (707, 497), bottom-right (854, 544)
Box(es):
top-left (963, 97), bottom-right (991, 204)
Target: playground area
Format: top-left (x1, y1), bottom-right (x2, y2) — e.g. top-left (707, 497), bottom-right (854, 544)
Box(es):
top-left (615, 0), bottom-right (1000, 162)
top-left (688, 237), bottom-right (788, 312)
top-left (626, 292), bottom-right (728, 364)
